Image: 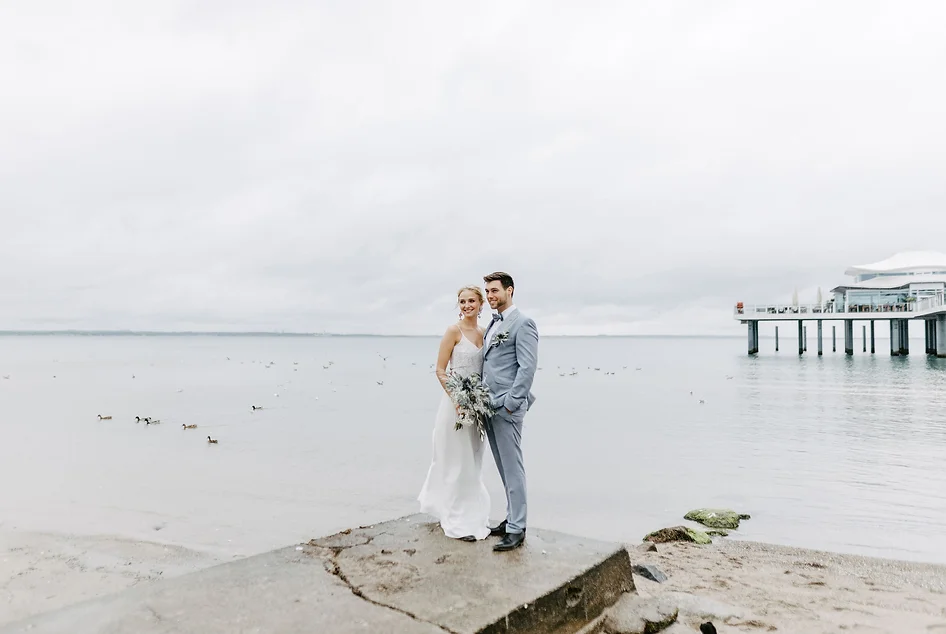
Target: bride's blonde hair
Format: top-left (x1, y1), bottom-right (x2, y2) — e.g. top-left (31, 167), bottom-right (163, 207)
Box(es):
top-left (457, 285), bottom-right (485, 315)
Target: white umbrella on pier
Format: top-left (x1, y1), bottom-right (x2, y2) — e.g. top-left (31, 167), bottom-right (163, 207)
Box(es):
top-left (792, 287), bottom-right (799, 307)
top-left (816, 286), bottom-right (823, 307)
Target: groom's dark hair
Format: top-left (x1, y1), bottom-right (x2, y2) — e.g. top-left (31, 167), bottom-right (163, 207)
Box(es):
top-left (484, 272), bottom-right (514, 295)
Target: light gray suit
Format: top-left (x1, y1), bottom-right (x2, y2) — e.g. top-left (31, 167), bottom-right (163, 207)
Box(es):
top-left (481, 307), bottom-right (539, 535)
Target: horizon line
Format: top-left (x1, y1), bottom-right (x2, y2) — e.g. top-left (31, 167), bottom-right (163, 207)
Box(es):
top-left (0, 329), bottom-right (742, 339)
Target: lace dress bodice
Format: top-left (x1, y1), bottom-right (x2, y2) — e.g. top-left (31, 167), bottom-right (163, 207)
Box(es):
top-left (450, 333), bottom-right (484, 378)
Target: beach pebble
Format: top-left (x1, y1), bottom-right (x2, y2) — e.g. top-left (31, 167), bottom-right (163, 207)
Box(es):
top-left (632, 563), bottom-right (668, 583)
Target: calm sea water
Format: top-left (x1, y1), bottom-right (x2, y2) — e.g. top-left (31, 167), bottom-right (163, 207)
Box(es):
top-left (2, 334), bottom-right (946, 564)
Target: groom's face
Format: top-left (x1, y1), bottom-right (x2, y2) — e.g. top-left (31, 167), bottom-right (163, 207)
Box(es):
top-left (485, 281), bottom-right (512, 311)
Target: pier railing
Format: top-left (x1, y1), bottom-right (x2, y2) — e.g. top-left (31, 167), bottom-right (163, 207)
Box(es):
top-left (916, 293), bottom-right (946, 314)
top-left (734, 293), bottom-right (946, 318)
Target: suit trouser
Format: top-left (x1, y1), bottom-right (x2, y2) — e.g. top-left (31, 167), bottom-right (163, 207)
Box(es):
top-left (486, 413), bottom-right (527, 534)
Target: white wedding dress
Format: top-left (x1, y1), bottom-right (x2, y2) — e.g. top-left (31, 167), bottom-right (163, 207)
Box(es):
top-left (417, 332), bottom-right (491, 540)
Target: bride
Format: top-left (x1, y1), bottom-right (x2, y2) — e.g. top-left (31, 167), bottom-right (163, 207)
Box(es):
top-left (417, 285), bottom-right (491, 541)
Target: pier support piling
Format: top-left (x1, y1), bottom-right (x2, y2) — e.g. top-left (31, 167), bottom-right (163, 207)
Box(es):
top-left (844, 319), bottom-right (854, 355)
top-left (890, 320), bottom-right (901, 356)
top-left (817, 320), bottom-right (823, 356)
top-left (932, 320), bottom-right (939, 355)
top-left (862, 325), bottom-right (866, 352)
top-left (870, 320), bottom-right (875, 354)
top-left (901, 320), bottom-right (910, 355)
top-left (803, 325), bottom-right (807, 352)
top-left (747, 321), bottom-right (759, 355)
top-left (832, 326), bottom-right (836, 352)
top-left (937, 315), bottom-right (946, 358)
top-left (798, 320), bottom-right (804, 356)
top-left (775, 326), bottom-right (779, 352)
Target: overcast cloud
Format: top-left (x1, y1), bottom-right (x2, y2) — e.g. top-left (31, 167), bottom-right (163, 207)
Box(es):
top-left (2, 1), bottom-right (945, 334)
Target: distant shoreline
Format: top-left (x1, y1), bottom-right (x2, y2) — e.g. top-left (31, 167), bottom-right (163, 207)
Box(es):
top-left (0, 331), bottom-right (744, 339)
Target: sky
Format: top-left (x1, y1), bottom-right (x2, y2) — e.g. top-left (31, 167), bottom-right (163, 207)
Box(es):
top-left (2, 1), bottom-right (945, 335)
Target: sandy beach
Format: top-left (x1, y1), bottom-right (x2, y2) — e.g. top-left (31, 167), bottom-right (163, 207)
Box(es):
top-left (0, 530), bottom-right (219, 627)
top-left (630, 539), bottom-right (946, 632)
top-left (3, 527), bottom-right (945, 632)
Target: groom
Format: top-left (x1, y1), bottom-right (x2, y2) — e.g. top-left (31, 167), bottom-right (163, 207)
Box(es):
top-left (481, 272), bottom-right (539, 552)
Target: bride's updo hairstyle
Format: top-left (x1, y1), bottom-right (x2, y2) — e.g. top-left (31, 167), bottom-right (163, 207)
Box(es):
top-left (457, 285), bottom-right (485, 316)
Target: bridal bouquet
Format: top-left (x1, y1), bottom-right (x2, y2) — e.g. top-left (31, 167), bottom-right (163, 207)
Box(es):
top-left (444, 371), bottom-right (493, 441)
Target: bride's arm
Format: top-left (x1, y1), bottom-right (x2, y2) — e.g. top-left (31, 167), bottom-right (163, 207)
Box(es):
top-left (435, 325), bottom-right (460, 396)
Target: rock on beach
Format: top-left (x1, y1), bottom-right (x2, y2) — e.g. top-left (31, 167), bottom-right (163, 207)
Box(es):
top-left (683, 509), bottom-right (750, 530)
top-left (643, 526), bottom-right (712, 545)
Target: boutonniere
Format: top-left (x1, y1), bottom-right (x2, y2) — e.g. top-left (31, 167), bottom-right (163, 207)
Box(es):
top-left (489, 331), bottom-right (510, 350)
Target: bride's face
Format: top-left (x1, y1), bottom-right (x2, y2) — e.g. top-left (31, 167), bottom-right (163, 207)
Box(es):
top-left (458, 290), bottom-right (482, 318)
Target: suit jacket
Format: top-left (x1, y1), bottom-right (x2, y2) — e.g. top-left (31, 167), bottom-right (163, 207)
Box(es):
top-left (482, 308), bottom-right (539, 422)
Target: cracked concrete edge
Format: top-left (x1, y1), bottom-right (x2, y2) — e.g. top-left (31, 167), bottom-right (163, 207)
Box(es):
top-left (478, 546), bottom-right (636, 634)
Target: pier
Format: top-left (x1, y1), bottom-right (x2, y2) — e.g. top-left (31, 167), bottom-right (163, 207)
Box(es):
top-left (735, 252), bottom-right (946, 357)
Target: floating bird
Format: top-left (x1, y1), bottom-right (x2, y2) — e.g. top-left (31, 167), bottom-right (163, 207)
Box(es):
top-left (376, 381), bottom-right (384, 386)
top-left (136, 416), bottom-right (151, 423)
top-left (146, 419), bottom-right (162, 425)
top-left (251, 405), bottom-right (262, 410)
top-left (699, 400), bottom-right (705, 405)
top-left (207, 436), bottom-right (218, 444)
top-left (2, 375), bottom-right (9, 379)
top-left (97, 415), bottom-right (112, 420)
top-left (725, 375), bottom-right (734, 380)
top-left (182, 424), bottom-right (197, 429)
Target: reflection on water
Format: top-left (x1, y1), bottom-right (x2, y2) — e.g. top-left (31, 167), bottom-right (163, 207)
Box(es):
top-left (1, 334), bottom-right (945, 563)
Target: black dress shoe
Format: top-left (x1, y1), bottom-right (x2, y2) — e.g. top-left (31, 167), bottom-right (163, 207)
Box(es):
top-left (493, 530), bottom-right (525, 552)
top-left (488, 520), bottom-right (508, 537)
top-left (459, 535), bottom-right (476, 542)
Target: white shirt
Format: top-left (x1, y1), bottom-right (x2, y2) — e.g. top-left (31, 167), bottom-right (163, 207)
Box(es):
top-left (484, 304), bottom-right (517, 349)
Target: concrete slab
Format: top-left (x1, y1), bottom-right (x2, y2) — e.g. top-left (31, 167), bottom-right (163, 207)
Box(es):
top-left (2, 514), bottom-right (633, 634)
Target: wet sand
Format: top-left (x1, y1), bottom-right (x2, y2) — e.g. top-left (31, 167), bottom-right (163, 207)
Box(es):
top-left (631, 539), bottom-right (946, 632)
top-left (0, 530), bottom-right (219, 627)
